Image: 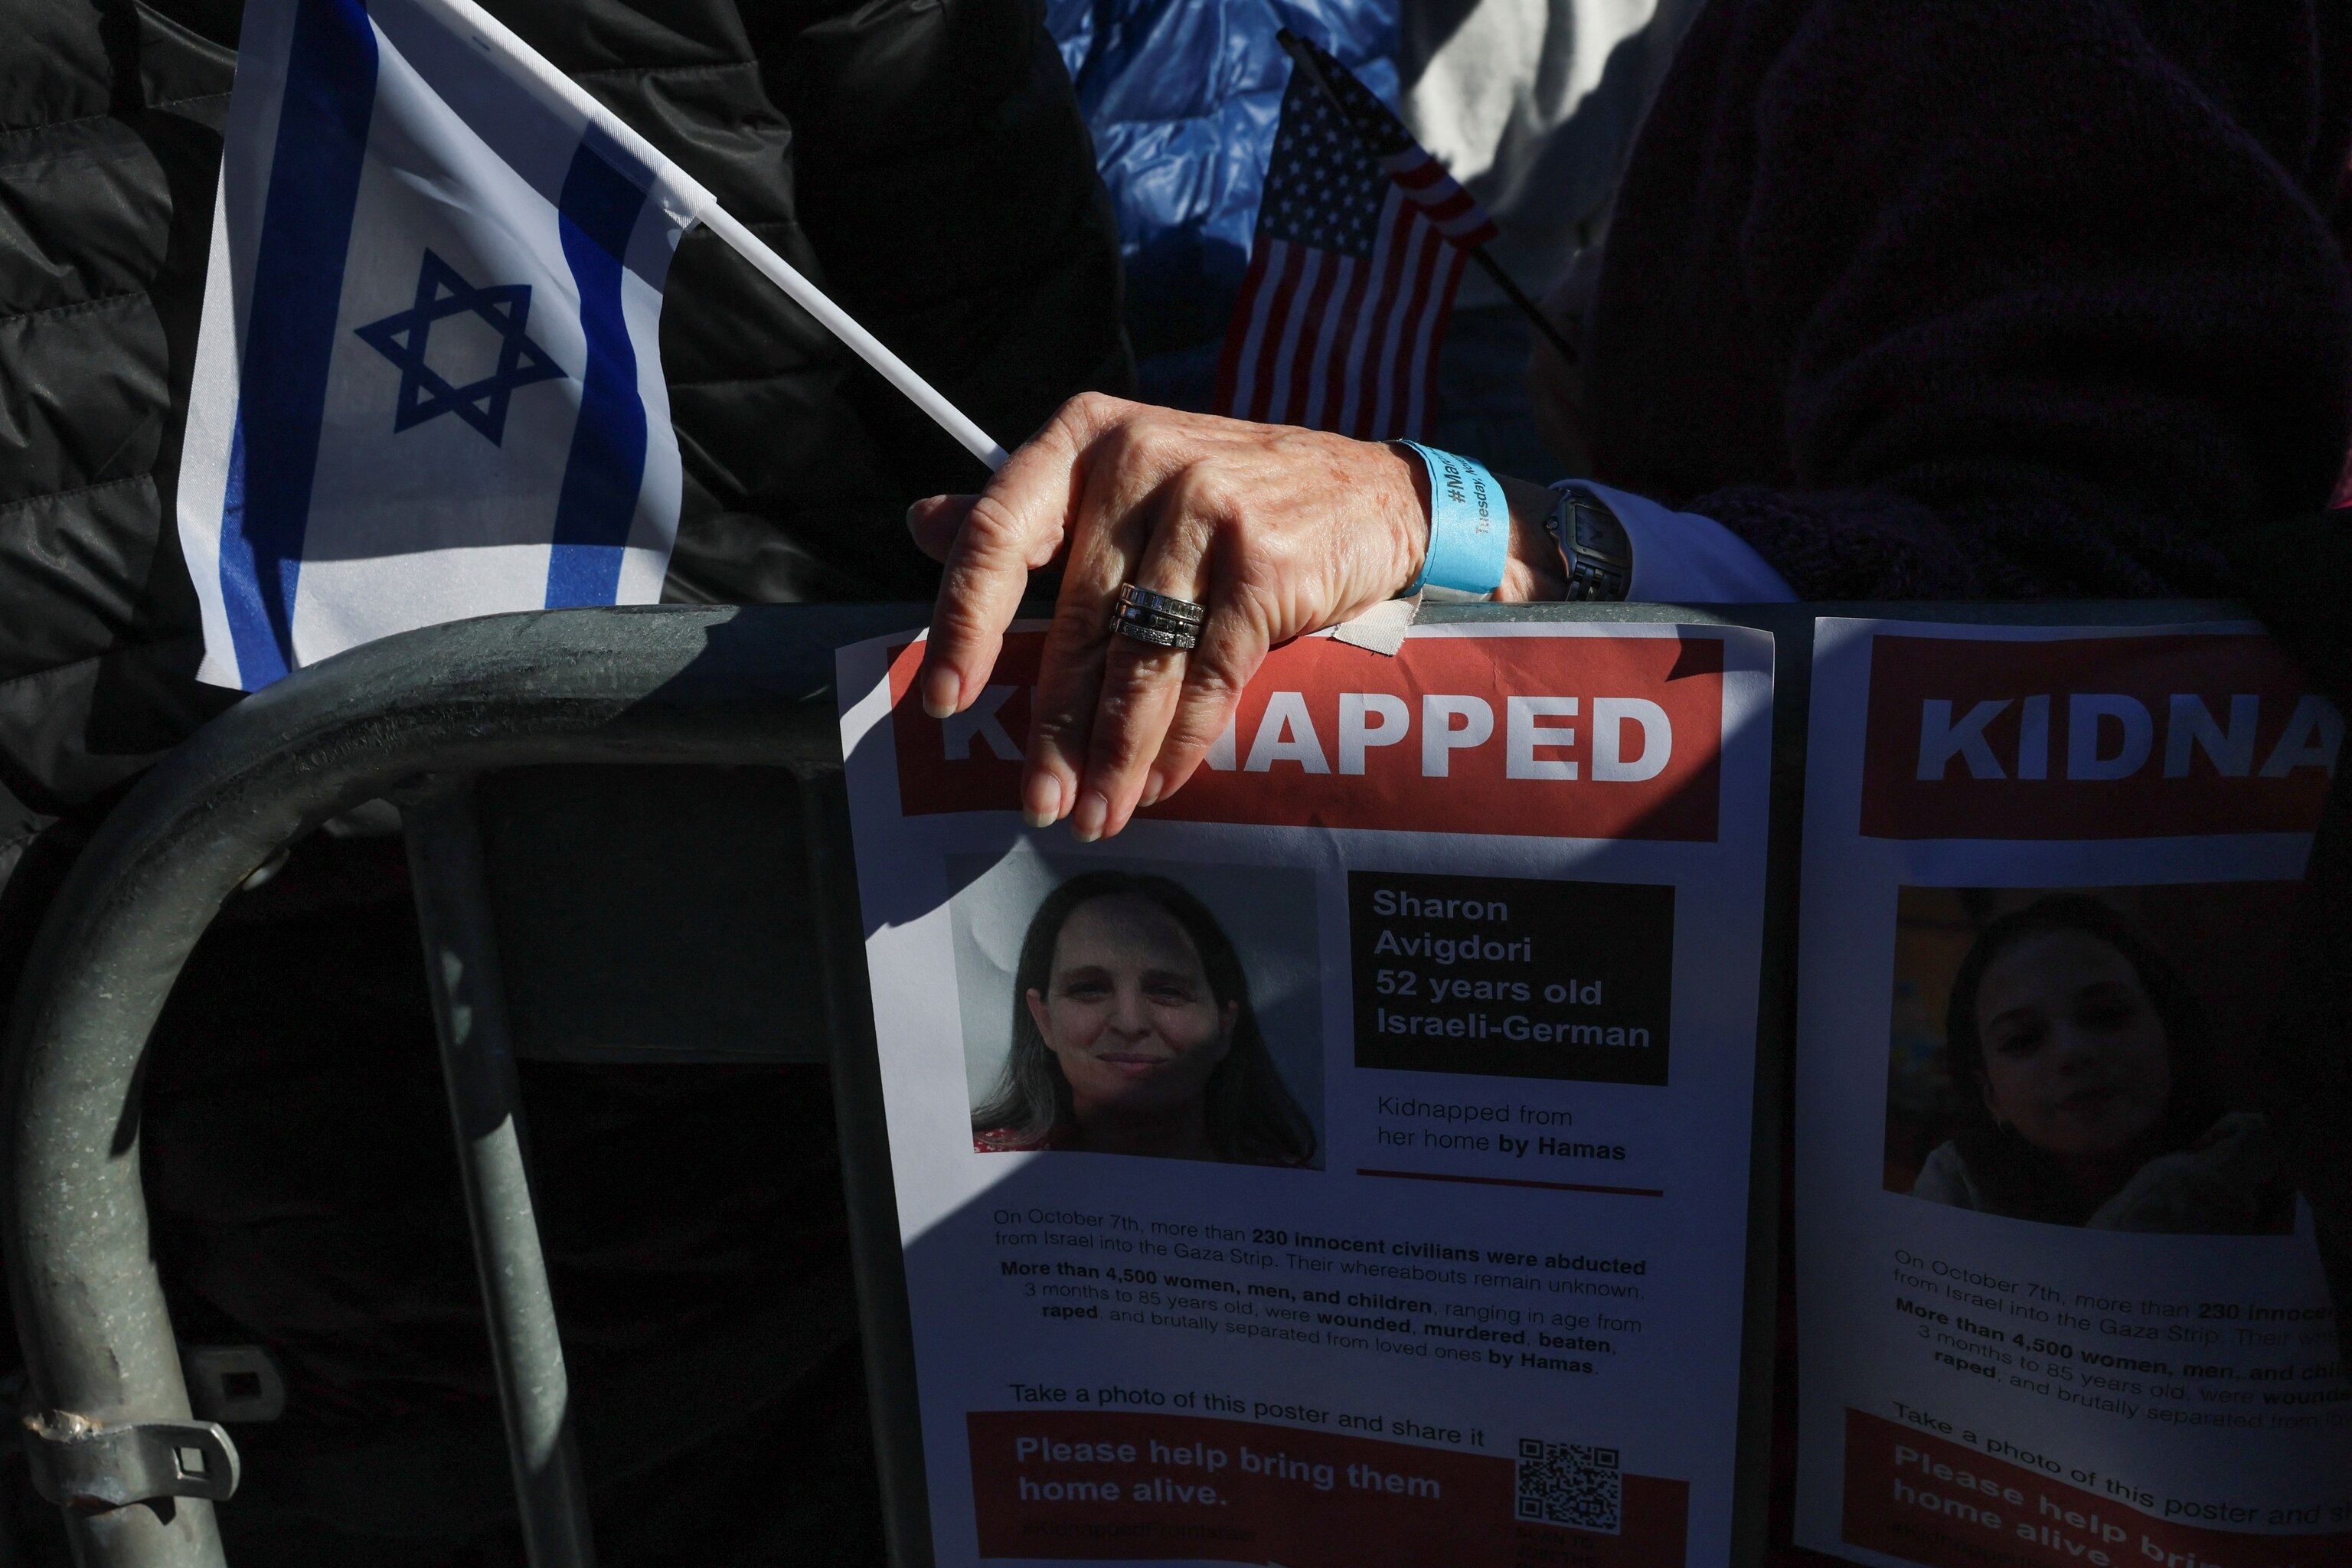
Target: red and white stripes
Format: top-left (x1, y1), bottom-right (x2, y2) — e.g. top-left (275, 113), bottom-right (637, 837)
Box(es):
top-left (1214, 185), bottom-right (1476, 440)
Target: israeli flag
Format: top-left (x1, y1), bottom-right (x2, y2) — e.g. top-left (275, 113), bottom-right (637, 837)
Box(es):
top-left (179, 0), bottom-right (713, 691)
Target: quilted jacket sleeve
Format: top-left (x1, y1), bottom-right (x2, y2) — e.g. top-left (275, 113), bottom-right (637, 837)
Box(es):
top-left (0, 0), bottom-right (239, 812)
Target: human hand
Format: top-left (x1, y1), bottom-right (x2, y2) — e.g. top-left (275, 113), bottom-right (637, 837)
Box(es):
top-left (907, 394), bottom-right (1561, 841)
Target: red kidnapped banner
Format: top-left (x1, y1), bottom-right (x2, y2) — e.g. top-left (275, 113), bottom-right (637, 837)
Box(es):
top-left (887, 632), bottom-right (1725, 841)
top-left (1860, 635), bottom-right (2339, 840)
top-left (967, 1410), bottom-right (1689, 1566)
top-left (1841, 1411), bottom-right (2350, 1568)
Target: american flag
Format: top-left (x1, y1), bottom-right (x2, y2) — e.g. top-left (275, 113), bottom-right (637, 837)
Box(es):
top-left (1214, 31), bottom-right (1499, 439)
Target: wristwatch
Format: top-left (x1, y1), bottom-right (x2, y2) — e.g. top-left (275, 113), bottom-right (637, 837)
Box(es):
top-left (1543, 483), bottom-right (1632, 603)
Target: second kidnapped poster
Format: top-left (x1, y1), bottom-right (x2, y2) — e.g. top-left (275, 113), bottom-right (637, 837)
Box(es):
top-left (1793, 618), bottom-right (2350, 1568)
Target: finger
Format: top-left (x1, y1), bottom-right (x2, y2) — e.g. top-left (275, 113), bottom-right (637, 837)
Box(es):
top-left (904, 494), bottom-right (978, 563)
top-left (1070, 635), bottom-right (1191, 841)
top-left (1019, 449), bottom-right (1165, 828)
top-left (1142, 590), bottom-right (1272, 809)
top-left (919, 492), bottom-right (1054, 720)
top-left (917, 399), bottom-right (1115, 718)
top-left (1070, 512), bottom-right (1219, 840)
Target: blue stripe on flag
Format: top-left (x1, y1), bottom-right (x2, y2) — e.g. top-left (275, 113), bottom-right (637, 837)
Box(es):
top-left (216, 0), bottom-right (379, 688)
top-left (544, 140), bottom-right (653, 608)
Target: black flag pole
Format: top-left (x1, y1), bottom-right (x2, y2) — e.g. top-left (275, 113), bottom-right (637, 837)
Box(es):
top-left (1273, 28), bottom-right (1580, 368)
top-left (1465, 247), bottom-right (1580, 368)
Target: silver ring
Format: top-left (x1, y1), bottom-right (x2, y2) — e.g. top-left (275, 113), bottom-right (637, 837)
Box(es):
top-left (1114, 603), bottom-right (1199, 636)
top-left (1112, 616), bottom-right (1199, 651)
top-left (1111, 582), bottom-right (1205, 650)
top-left (1116, 583), bottom-right (1206, 625)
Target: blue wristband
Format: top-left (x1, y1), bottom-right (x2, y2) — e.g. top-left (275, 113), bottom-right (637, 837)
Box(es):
top-left (1396, 442), bottom-right (1509, 601)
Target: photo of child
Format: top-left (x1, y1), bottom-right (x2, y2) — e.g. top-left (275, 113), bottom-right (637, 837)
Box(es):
top-left (1883, 883), bottom-right (2301, 1234)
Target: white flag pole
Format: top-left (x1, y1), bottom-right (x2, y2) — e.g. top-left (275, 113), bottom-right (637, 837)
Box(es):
top-left (418, 0), bottom-right (1014, 475)
top-left (697, 207), bottom-right (1014, 472)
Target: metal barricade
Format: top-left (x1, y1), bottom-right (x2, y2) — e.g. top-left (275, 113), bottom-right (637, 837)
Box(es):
top-left (0, 599), bottom-right (2236, 1566)
top-left (0, 605), bottom-right (924, 1567)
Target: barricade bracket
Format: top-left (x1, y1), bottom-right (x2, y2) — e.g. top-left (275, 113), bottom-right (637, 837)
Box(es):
top-left (181, 1345), bottom-right (287, 1425)
top-left (20, 1410), bottom-right (242, 1512)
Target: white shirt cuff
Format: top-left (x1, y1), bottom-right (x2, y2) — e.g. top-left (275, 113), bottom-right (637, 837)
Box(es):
top-left (1569, 480), bottom-right (1797, 603)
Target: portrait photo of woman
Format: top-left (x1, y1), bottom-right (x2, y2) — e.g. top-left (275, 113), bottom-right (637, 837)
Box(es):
top-left (1905, 893), bottom-right (2295, 1234)
top-left (969, 869), bottom-right (1318, 1166)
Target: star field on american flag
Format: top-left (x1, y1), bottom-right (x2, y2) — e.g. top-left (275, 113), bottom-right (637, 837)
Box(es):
top-left (1216, 31), bottom-right (1499, 439)
top-left (1256, 90), bottom-right (1390, 256)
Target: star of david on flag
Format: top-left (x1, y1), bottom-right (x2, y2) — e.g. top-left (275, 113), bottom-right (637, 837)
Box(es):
top-left (354, 250), bottom-right (566, 441)
top-left (178, 0), bottom-right (714, 690)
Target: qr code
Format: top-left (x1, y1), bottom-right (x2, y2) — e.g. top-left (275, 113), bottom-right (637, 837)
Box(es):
top-left (1514, 1439), bottom-right (1621, 1533)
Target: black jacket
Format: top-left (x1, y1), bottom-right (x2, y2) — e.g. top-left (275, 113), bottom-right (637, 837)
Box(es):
top-left (0, 0), bottom-right (1129, 812)
top-left (1584, 0), bottom-right (2352, 599)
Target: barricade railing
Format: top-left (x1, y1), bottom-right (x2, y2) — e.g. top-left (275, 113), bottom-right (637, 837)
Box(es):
top-left (0, 599), bottom-right (2240, 1567)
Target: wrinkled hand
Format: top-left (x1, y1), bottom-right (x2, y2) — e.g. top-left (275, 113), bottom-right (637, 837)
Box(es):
top-left (907, 394), bottom-right (1555, 841)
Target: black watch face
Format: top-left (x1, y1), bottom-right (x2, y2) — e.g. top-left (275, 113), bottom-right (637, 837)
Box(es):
top-left (1573, 506), bottom-right (1625, 563)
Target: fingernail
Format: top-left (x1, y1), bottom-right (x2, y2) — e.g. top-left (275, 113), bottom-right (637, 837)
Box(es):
top-left (1138, 769), bottom-right (1168, 809)
top-left (1022, 772), bottom-right (1063, 828)
top-left (920, 665), bottom-right (960, 720)
top-left (1070, 789), bottom-right (1109, 843)
top-left (904, 495), bottom-right (947, 528)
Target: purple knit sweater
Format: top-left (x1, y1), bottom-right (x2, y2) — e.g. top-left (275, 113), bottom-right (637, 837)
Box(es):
top-left (1583, 0), bottom-right (2352, 599)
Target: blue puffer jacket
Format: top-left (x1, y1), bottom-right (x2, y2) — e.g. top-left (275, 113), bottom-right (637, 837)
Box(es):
top-left (1048, 0), bottom-right (1397, 355)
